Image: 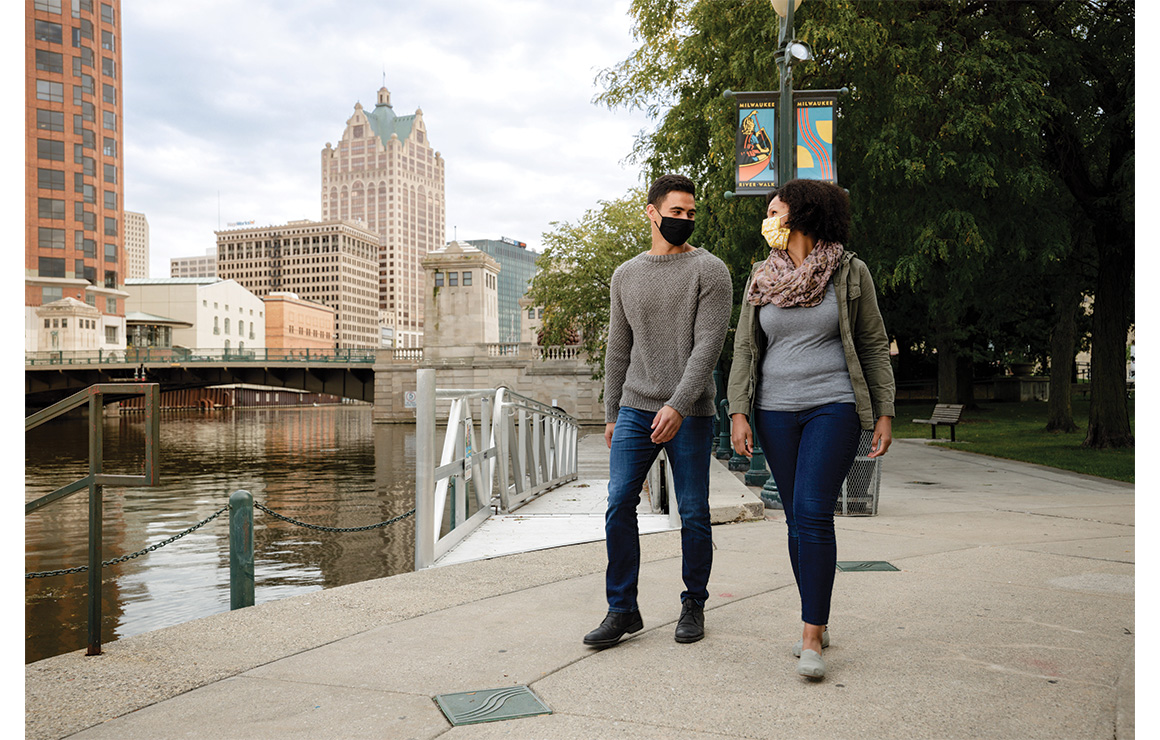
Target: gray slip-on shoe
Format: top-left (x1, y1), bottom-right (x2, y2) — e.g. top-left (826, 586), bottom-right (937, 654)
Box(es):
top-left (798, 649), bottom-right (826, 679)
top-left (792, 628), bottom-right (829, 657)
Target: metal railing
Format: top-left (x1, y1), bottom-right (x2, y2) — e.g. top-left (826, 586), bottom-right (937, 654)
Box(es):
top-left (25, 383), bottom-right (161, 656)
top-left (25, 347), bottom-right (377, 366)
top-left (414, 369), bottom-right (579, 569)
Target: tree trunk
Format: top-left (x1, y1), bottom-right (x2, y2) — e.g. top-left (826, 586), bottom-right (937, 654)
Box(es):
top-left (955, 354), bottom-right (974, 408)
top-left (1084, 229), bottom-right (1134, 448)
top-left (937, 340), bottom-right (957, 404)
top-left (1046, 269), bottom-right (1080, 433)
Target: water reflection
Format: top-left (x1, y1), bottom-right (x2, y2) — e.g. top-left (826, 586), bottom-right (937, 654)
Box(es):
top-left (25, 406), bottom-right (415, 664)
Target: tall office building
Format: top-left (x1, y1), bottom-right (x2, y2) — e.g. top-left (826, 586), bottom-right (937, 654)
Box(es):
top-left (321, 84), bottom-right (445, 349)
top-left (464, 237), bottom-right (539, 343)
top-left (123, 209), bottom-right (148, 278)
top-left (26, 0), bottom-right (127, 351)
top-left (170, 248), bottom-right (217, 278)
top-left (215, 219), bottom-right (380, 349)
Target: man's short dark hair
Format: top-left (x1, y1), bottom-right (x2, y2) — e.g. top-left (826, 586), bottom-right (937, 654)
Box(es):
top-left (767, 179), bottom-right (850, 245)
top-left (648, 174), bottom-right (696, 208)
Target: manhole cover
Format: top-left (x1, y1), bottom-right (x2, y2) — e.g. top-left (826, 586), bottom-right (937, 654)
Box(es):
top-left (836, 561), bottom-right (899, 572)
top-left (434, 685), bottom-right (551, 726)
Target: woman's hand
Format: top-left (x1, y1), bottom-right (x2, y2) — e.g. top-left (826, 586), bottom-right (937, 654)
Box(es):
top-left (730, 413), bottom-right (753, 458)
top-left (868, 416), bottom-right (893, 458)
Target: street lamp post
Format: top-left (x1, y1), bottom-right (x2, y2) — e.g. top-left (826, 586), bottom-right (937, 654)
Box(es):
top-left (773, 0), bottom-right (811, 186)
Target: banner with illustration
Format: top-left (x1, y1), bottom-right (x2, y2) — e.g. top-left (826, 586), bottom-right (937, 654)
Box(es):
top-left (732, 90), bottom-right (839, 195)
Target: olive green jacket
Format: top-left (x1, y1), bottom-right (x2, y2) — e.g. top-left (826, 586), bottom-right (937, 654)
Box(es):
top-left (726, 251), bottom-right (896, 430)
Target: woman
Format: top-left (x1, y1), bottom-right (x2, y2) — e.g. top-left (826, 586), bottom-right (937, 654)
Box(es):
top-left (727, 179), bottom-right (895, 680)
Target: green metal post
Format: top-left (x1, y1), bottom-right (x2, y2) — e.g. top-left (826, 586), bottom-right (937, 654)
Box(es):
top-left (777, 0), bottom-right (796, 187)
top-left (716, 399), bottom-right (732, 459)
top-left (86, 390), bottom-right (103, 655)
top-left (745, 428), bottom-right (771, 486)
top-left (229, 489), bottom-right (255, 610)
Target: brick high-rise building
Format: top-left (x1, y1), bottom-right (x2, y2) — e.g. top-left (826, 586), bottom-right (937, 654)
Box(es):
top-left (26, 0), bottom-right (127, 351)
top-left (215, 219), bottom-right (380, 349)
top-left (321, 84), bottom-right (445, 349)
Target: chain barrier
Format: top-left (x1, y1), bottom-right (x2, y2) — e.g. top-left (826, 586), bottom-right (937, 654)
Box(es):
top-left (25, 505), bottom-right (229, 579)
top-left (26, 502), bottom-right (417, 578)
top-left (255, 502), bottom-right (416, 532)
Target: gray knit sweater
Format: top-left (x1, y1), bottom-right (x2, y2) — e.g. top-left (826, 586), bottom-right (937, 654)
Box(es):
top-left (604, 248), bottom-right (733, 422)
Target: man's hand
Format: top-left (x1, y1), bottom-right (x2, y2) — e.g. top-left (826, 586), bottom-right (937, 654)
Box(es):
top-left (604, 422), bottom-right (615, 449)
top-left (650, 405), bottom-right (684, 444)
top-left (730, 413), bottom-right (753, 458)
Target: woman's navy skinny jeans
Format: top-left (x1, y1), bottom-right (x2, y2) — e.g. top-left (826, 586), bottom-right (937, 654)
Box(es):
top-left (752, 402), bottom-right (861, 626)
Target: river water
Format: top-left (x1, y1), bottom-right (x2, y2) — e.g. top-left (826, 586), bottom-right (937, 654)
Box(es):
top-left (25, 406), bottom-right (417, 664)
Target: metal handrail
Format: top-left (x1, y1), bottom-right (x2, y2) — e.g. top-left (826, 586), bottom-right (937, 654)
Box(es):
top-left (414, 369), bottom-right (579, 569)
top-left (25, 347), bottom-right (377, 366)
top-left (26, 383), bottom-right (161, 655)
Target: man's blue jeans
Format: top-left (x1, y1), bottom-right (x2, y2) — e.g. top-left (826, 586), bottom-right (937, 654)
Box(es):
top-left (605, 407), bottom-right (714, 614)
top-left (752, 403), bottom-right (861, 626)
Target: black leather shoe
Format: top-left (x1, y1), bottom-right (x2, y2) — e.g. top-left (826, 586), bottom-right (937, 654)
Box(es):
top-left (583, 610), bottom-right (644, 648)
top-left (674, 601), bottom-right (704, 643)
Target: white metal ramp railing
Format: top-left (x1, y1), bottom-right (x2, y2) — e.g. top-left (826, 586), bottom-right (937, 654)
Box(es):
top-left (414, 369), bottom-right (579, 569)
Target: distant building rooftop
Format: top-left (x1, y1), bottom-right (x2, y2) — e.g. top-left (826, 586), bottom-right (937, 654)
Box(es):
top-left (126, 277), bottom-right (221, 285)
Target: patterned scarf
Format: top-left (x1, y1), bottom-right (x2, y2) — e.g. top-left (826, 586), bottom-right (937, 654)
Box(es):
top-left (747, 241), bottom-right (844, 308)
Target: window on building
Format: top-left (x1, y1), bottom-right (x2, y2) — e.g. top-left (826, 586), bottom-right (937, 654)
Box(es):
top-left (238, 321), bottom-right (244, 336)
top-left (528, 308), bottom-right (535, 320)
top-left (102, 110), bottom-right (115, 131)
top-left (43, 287), bottom-right (64, 303)
top-left (104, 190), bottom-right (115, 210)
top-left (39, 257), bottom-right (66, 278)
top-left (448, 272), bottom-right (458, 287)
top-left (72, 0), bottom-right (93, 17)
top-left (73, 45), bottom-right (93, 71)
top-left (35, 20), bottom-right (63, 43)
top-left (38, 139), bottom-right (65, 161)
top-left (104, 243), bottom-right (116, 262)
top-left (104, 216), bottom-right (116, 236)
top-left (39, 198), bottom-right (65, 220)
top-left (36, 49), bottom-right (64, 73)
top-left (39, 228), bottom-right (66, 250)
top-left (37, 168), bottom-right (65, 191)
top-left (214, 316), bottom-right (220, 335)
top-left (434, 272), bottom-right (444, 287)
top-left (101, 29), bottom-right (114, 50)
top-left (36, 80), bottom-right (64, 103)
top-left (102, 83), bottom-right (115, 105)
top-left (100, 2), bottom-right (114, 25)
top-left (37, 109), bottom-right (65, 132)
top-left (224, 318), bottom-right (230, 334)
top-left (105, 326), bottom-right (118, 343)
top-left (35, 0), bottom-right (62, 12)
top-left (104, 271), bottom-right (116, 289)
top-left (104, 164), bottom-right (117, 185)
top-left (463, 271), bottom-right (472, 286)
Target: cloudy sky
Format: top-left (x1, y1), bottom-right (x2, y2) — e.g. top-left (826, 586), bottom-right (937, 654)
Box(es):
top-left (116, 0), bottom-right (657, 276)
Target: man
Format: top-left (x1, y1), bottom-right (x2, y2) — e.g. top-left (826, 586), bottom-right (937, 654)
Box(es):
top-left (583, 174), bottom-right (733, 648)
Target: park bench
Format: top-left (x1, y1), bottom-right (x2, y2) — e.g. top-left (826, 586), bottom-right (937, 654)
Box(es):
top-left (912, 403), bottom-right (965, 441)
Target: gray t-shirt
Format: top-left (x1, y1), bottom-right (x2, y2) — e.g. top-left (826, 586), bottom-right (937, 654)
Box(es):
top-left (756, 281), bottom-right (856, 412)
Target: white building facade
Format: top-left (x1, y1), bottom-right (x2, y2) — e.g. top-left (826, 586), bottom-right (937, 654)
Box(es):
top-left (124, 277), bottom-right (266, 351)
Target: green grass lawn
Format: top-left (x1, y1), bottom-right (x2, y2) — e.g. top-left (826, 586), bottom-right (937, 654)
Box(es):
top-left (893, 396), bottom-right (1135, 483)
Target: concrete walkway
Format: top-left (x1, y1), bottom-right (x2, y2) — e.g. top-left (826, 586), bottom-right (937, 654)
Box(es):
top-left (26, 438), bottom-right (1135, 740)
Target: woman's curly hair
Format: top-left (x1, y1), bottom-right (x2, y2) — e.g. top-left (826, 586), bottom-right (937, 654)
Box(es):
top-left (766, 179), bottom-right (850, 245)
